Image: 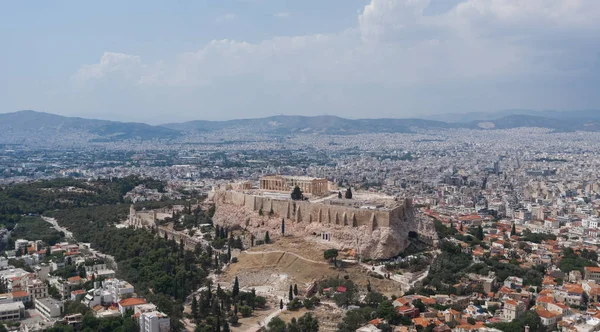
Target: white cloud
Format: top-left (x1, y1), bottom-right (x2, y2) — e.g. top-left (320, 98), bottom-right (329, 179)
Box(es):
top-left (71, 0), bottom-right (600, 120)
top-left (274, 12), bottom-right (290, 18)
top-left (215, 13), bottom-right (237, 23)
top-left (73, 52), bottom-right (143, 82)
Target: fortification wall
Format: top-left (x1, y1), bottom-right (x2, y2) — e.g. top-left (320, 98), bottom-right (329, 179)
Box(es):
top-left (214, 190), bottom-right (411, 231)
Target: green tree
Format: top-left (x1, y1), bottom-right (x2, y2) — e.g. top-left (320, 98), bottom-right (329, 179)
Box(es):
top-left (280, 299), bottom-right (284, 310)
top-left (294, 284), bottom-right (298, 296)
top-left (191, 297), bottom-right (199, 320)
top-left (376, 300), bottom-right (398, 324)
top-left (291, 186), bottom-right (303, 201)
top-left (268, 317), bottom-right (287, 332)
top-left (511, 223), bottom-right (517, 236)
top-left (265, 231), bottom-right (271, 244)
top-left (281, 218), bottom-right (285, 236)
top-left (298, 313), bottom-right (319, 332)
top-left (233, 276), bottom-right (240, 298)
top-left (324, 249), bottom-right (338, 266)
top-left (345, 188), bottom-right (352, 199)
top-left (239, 305), bottom-right (253, 317)
top-left (475, 225), bottom-right (484, 241)
top-left (289, 284), bottom-right (294, 301)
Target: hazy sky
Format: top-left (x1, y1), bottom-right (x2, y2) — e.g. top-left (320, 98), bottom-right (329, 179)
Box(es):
top-left (1, 0), bottom-right (599, 124)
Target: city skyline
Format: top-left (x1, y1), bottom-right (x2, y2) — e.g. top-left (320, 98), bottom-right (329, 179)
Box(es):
top-left (1, 0), bottom-right (599, 124)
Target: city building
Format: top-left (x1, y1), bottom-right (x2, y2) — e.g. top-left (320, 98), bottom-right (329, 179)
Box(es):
top-left (35, 297), bottom-right (63, 319)
top-left (0, 302), bottom-right (24, 321)
top-left (139, 311), bottom-right (170, 332)
top-left (584, 267), bottom-right (600, 282)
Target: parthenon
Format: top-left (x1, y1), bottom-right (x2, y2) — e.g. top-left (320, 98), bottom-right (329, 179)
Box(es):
top-left (260, 175), bottom-right (329, 196)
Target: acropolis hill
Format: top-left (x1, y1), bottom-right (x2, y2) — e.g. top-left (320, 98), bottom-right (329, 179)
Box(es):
top-left (211, 176), bottom-right (436, 259)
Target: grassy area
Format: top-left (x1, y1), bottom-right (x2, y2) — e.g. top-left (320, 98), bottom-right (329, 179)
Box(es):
top-left (10, 216), bottom-right (64, 246)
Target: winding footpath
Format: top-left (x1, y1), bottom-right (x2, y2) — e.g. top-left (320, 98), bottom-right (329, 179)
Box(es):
top-left (242, 250), bottom-right (327, 265)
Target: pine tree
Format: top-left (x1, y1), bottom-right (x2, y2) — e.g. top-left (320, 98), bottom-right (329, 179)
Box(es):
top-left (281, 218), bottom-right (285, 236)
top-left (215, 254), bottom-right (219, 267)
top-left (227, 246), bottom-right (231, 262)
top-left (511, 223), bottom-right (517, 236)
top-left (289, 285), bottom-right (294, 301)
top-left (476, 225), bottom-right (484, 241)
top-left (215, 225), bottom-right (220, 238)
top-left (233, 276), bottom-right (240, 298)
top-left (192, 297), bottom-right (199, 319)
top-left (251, 234), bottom-right (255, 247)
top-left (222, 321), bottom-right (230, 332)
top-left (280, 299), bottom-right (284, 310)
top-left (293, 284), bottom-right (298, 296)
top-left (345, 187), bottom-right (353, 199)
top-left (338, 191), bottom-right (342, 199)
top-left (265, 231), bottom-right (270, 244)
top-left (291, 186), bottom-right (303, 200)
top-left (367, 280), bottom-right (372, 292)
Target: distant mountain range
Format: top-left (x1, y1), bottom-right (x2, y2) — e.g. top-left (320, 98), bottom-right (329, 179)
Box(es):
top-left (162, 115), bottom-right (458, 134)
top-left (0, 110), bottom-right (181, 141)
top-left (164, 111), bottom-right (600, 134)
top-left (420, 109), bottom-right (600, 123)
top-left (0, 110), bottom-right (599, 142)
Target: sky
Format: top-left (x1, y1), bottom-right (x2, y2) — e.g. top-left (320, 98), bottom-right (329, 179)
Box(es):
top-left (1, 0), bottom-right (599, 124)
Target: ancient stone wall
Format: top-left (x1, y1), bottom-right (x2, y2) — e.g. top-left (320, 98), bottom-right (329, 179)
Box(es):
top-left (211, 190), bottom-right (423, 259)
top-left (213, 190), bottom-right (412, 231)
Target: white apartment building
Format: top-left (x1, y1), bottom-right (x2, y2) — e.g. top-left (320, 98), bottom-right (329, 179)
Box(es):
top-left (83, 279), bottom-right (134, 308)
top-left (0, 302), bottom-right (24, 321)
top-left (582, 217), bottom-right (599, 229)
top-left (139, 311), bottom-right (170, 332)
top-left (35, 297), bottom-right (63, 319)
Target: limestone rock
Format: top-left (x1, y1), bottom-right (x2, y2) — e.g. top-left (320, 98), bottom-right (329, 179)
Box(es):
top-left (212, 197), bottom-right (428, 260)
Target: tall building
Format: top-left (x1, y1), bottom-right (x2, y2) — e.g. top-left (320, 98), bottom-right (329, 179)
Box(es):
top-left (139, 311), bottom-right (170, 332)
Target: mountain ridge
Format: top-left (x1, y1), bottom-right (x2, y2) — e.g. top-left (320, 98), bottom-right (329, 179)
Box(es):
top-left (0, 110), bottom-right (181, 140)
top-left (1, 110), bottom-right (600, 139)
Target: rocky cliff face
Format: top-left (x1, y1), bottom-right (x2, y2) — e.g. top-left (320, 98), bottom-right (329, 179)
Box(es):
top-left (212, 194), bottom-right (428, 259)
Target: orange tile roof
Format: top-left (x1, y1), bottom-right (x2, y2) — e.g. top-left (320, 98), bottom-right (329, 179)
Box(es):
top-left (412, 317), bottom-right (432, 327)
top-left (71, 289), bottom-right (86, 295)
top-left (420, 297), bottom-right (436, 305)
top-left (505, 299), bottom-right (519, 307)
top-left (369, 318), bottom-right (382, 326)
top-left (537, 296), bottom-right (554, 304)
top-left (564, 284), bottom-right (584, 294)
top-left (11, 291), bottom-right (28, 298)
top-left (542, 276), bottom-right (557, 285)
top-left (68, 276), bottom-right (82, 282)
top-left (536, 309), bottom-right (561, 319)
top-left (585, 266), bottom-right (600, 273)
top-left (119, 298), bottom-right (147, 307)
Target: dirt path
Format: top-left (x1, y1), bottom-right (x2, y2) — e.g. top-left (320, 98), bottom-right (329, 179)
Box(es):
top-left (243, 250), bottom-right (327, 265)
top-left (42, 216), bottom-right (74, 239)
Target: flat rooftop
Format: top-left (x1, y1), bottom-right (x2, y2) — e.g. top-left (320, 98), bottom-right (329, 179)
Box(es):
top-left (240, 190), bottom-right (402, 210)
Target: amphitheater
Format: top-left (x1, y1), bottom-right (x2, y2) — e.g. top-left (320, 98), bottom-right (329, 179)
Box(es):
top-left (211, 180), bottom-right (437, 260)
